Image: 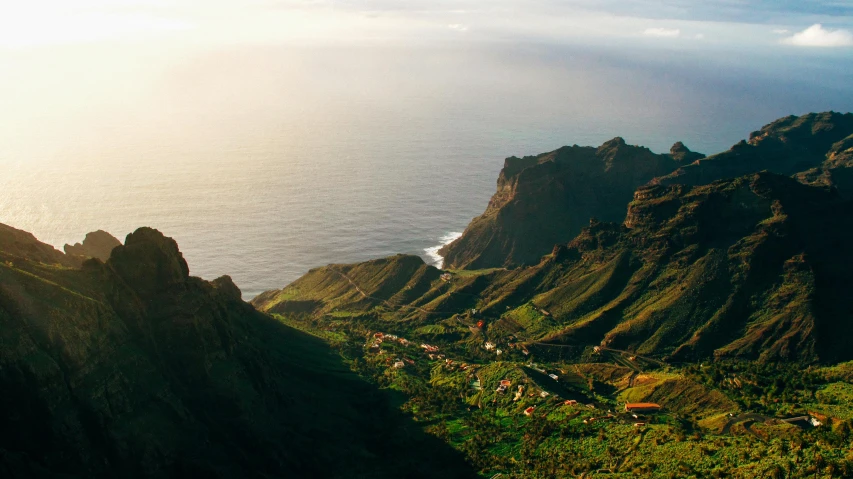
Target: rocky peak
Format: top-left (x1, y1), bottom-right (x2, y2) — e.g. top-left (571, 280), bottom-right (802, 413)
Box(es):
top-left (669, 141), bottom-right (705, 163)
top-left (64, 230), bottom-right (122, 261)
top-left (107, 227), bottom-right (189, 296)
top-left (212, 275), bottom-right (243, 301)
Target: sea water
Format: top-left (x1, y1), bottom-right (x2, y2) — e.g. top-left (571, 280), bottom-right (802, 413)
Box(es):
top-left (1, 43), bottom-right (851, 298)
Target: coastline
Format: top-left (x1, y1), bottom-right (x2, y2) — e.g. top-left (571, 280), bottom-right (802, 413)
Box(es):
top-left (423, 231), bottom-right (463, 269)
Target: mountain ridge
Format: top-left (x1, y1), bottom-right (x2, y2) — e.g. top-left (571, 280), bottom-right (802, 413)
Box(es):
top-left (440, 111), bottom-right (853, 271)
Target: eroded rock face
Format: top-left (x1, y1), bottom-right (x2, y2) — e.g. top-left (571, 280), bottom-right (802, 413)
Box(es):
top-left (64, 230), bottom-right (121, 262)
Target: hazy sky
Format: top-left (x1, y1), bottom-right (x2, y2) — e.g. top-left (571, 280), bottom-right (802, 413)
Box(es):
top-left (1, 0), bottom-right (852, 49)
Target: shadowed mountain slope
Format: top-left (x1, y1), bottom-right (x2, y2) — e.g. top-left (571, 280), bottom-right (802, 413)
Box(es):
top-left (0, 225), bottom-right (475, 479)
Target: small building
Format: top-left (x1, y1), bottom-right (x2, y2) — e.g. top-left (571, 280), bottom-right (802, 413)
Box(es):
top-left (484, 342), bottom-right (496, 351)
top-left (548, 374), bottom-right (559, 381)
top-left (539, 391), bottom-right (550, 398)
top-left (524, 406), bottom-right (536, 416)
top-left (633, 422), bottom-right (646, 427)
top-left (393, 361), bottom-right (405, 369)
top-left (440, 273), bottom-right (453, 282)
top-left (564, 400), bottom-right (578, 406)
top-left (496, 384), bottom-right (508, 393)
top-left (500, 380), bottom-right (512, 387)
top-left (625, 403), bottom-right (662, 413)
top-left (496, 349), bottom-right (503, 356)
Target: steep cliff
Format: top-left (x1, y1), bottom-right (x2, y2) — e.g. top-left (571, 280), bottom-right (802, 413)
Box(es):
top-left (438, 138), bottom-right (693, 269)
top-left (0, 226), bottom-right (474, 479)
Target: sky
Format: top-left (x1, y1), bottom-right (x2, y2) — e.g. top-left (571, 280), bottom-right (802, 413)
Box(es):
top-left (1, 0), bottom-right (852, 49)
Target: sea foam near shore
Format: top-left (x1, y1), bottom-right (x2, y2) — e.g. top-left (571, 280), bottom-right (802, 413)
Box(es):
top-left (424, 232), bottom-right (463, 269)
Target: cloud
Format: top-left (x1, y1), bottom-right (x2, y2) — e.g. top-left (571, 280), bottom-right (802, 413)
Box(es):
top-left (772, 29), bottom-right (790, 34)
top-left (447, 23), bottom-right (468, 32)
top-left (694, 33), bottom-right (705, 39)
top-left (782, 23), bottom-right (853, 47)
top-left (643, 27), bottom-right (680, 38)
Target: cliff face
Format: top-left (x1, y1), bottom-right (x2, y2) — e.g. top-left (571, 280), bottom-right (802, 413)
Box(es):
top-left (0, 226), bottom-right (473, 479)
top-left (64, 230), bottom-right (122, 262)
top-left (438, 138), bottom-right (693, 269)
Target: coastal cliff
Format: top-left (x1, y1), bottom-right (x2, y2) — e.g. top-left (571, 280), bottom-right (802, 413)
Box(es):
top-left (440, 112), bottom-right (853, 272)
top-left (438, 138), bottom-right (697, 269)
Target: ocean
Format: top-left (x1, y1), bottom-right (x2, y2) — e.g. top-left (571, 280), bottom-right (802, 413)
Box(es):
top-left (2, 42), bottom-right (852, 298)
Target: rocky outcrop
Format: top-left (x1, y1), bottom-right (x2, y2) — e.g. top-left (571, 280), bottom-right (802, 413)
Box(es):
top-left (438, 138), bottom-right (689, 269)
top-left (64, 230), bottom-right (121, 261)
top-left (669, 141), bottom-right (705, 163)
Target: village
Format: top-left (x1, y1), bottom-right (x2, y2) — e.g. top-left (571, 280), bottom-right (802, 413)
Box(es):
top-left (365, 329), bottom-right (670, 431)
top-left (364, 325), bottom-right (829, 442)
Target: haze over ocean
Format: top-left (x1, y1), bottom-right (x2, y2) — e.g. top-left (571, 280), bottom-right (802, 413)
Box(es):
top-left (2, 41), bottom-right (852, 298)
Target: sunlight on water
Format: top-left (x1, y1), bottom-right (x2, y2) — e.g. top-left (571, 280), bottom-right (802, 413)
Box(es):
top-left (2, 43), bottom-right (852, 298)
